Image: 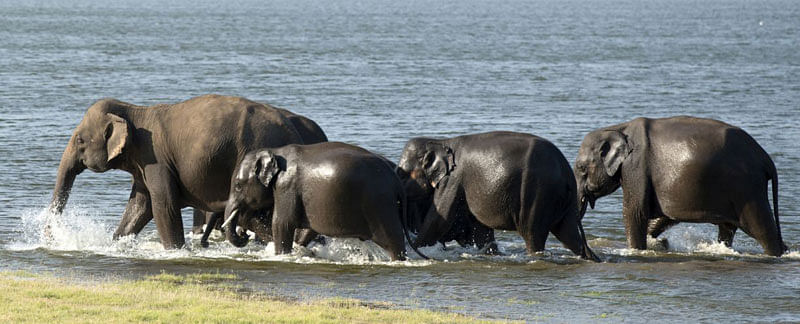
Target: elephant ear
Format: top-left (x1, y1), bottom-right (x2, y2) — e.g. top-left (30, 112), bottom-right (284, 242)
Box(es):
top-left (105, 113), bottom-right (129, 163)
top-left (422, 143), bottom-right (456, 189)
top-left (600, 131), bottom-right (629, 177)
top-left (254, 151), bottom-right (280, 187)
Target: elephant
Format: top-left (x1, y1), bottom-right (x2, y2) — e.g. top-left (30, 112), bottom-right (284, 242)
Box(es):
top-left (48, 94), bottom-right (307, 249)
top-left (382, 160), bottom-right (492, 252)
top-left (405, 193), bottom-right (498, 253)
top-left (574, 116), bottom-right (787, 256)
top-left (396, 131), bottom-right (600, 261)
top-left (221, 142), bottom-right (427, 261)
top-left (195, 108), bottom-right (328, 247)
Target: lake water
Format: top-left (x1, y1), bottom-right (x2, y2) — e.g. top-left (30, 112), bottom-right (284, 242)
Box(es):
top-left (1, 0), bottom-right (799, 321)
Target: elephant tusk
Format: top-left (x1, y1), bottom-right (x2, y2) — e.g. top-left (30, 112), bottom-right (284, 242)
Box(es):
top-left (221, 209), bottom-right (238, 229)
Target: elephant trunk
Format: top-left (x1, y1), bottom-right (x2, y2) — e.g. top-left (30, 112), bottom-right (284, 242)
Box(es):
top-left (224, 204), bottom-right (250, 247)
top-left (49, 142), bottom-right (85, 215)
top-left (577, 185), bottom-right (595, 221)
top-left (578, 195), bottom-right (588, 220)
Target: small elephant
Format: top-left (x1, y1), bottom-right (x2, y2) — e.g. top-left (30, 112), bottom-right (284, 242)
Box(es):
top-left (575, 116), bottom-right (787, 256)
top-left (195, 108), bottom-right (328, 247)
top-left (222, 142), bottom-right (426, 261)
top-left (48, 95), bottom-right (306, 248)
top-left (397, 131), bottom-right (599, 261)
top-left (405, 193), bottom-right (498, 253)
top-left (384, 160), bottom-right (493, 252)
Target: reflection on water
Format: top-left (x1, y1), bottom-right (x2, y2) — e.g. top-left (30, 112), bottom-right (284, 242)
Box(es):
top-left (1, 0), bottom-right (799, 321)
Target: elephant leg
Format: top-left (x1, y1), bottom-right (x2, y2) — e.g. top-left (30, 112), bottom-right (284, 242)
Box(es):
top-left (469, 219), bottom-right (499, 255)
top-left (113, 181), bottom-right (153, 240)
top-left (647, 216), bottom-right (678, 238)
top-left (370, 224), bottom-right (407, 261)
top-left (621, 185), bottom-right (651, 250)
top-left (200, 212), bottom-right (222, 248)
top-left (550, 210), bottom-right (599, 260)
top-left (144, 165), bottom-right (185, 249)
top-left (647, 216), bottom-right (678, 249)
top-left (517, 189), bottom-right (557, 255)
top-left (737, 200), bottom-right (785, 257)
top-left (294, 229), bottom-right (320, 246)
top-left (271, 195), bottom-right (301, 255)
top-left (717, 223), bottom-right (737, 248)
top-left (191, 209), bottom-right (208, 234)
top-left (413, 181), bottom-right (461, 248)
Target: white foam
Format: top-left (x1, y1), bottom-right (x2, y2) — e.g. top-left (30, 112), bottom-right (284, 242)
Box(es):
top-left (7, 206), bottom-right (437, 266)
top-left (782, 250), bottom-right (800, 259)
top-left (601, 224), bottom-right (782, 259)
top-left (10, 206), bottom-right (114, 251)
top-left (10, 206), bottom-right (790, 264)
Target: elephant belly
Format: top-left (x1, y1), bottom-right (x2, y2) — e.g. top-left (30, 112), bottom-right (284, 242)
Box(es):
top-left (653, 161), bottom-right (753, 225)
top-left (656, 189), bottom-right (733, 224)
top-left (465, 194), bottom-right (519, 230)
top-left (461, 181), bottom-right (519, 230)
top-left (301, 196), bottom-right (397, 240)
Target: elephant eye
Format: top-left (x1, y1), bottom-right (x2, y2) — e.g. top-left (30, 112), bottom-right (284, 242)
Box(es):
top-left (234, 182), bottom-right (242, 192)
top-left (76, 136), bottom-right (85, 145)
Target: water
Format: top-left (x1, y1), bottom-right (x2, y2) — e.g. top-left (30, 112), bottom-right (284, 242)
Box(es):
top-left (1, 0), bottom-right (799, 321)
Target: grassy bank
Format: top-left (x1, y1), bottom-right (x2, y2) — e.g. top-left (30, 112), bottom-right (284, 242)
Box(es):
top-left (0, 271), bottom-right (500, 323)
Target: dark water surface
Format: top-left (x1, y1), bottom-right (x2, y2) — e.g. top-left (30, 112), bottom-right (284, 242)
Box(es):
top-left (1, 0), bottom-right (799, 322)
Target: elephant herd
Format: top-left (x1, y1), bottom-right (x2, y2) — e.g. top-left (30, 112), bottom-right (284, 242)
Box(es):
top-left (47, 95), bottom-right (789, 261)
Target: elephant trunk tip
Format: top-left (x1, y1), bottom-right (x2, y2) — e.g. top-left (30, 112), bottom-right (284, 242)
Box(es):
top-left (224, 208), bottom-right (250, 248)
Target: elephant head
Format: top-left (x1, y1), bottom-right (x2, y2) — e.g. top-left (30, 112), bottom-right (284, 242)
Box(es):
top-left (574, 129), bottom-right (631, 218)
top-left (396, 138), bottom-right (455, 232)
top-left (49, 99), bottom-right (131, 214)
top-left (223, 150), bottom-right (280, 247)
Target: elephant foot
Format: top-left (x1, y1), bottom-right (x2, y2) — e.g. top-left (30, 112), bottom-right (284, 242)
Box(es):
top-left (311, 235), bottom-right (326, 246)
top-left (648, 236), bottom-right (669, 251)
top-left (480, 242), bottom-right (502, 255)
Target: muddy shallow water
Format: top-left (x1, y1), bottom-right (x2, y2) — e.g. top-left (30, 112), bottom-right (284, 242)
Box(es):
top-left (1, 0), bottom-right (799, 321)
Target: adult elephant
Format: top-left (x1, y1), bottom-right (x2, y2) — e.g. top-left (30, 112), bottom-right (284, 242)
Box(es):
top-left (192, 107), bottom-right (328, 245)
top-left (221, 142), bottom-right (427, 261)
top-left (396, 131), bottom-right (599, 261)
top-left (574, 116), bottom-right (787, 256)
top-left (48, 94), bottom-right (305, 249)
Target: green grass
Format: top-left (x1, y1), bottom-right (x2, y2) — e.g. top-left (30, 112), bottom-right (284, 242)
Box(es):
top-left (0, 271), bottom-right (506, 323)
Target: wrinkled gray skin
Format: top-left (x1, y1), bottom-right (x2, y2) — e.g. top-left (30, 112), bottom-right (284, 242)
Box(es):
top-left (223, 142), bottom-right (426, 261)
top-left (196, 109), bottom-right (328, 248)
top-left (48, 95), bottom-right (304, 249)
top-left (575, 116), bottom-right (787, 256)
top-left (397, 131), bottom-right (599, 261)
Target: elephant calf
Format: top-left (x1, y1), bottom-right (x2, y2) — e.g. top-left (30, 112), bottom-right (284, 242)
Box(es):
top-left (575, 116), bottom-right (787, 256)
top-left (397, 131), bottom-right (599, 261)
top-left (221, 142), bottom-right (426, 261)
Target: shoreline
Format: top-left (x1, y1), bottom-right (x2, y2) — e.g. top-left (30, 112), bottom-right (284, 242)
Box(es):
top-left (0, 270), bottom-right (504, 323)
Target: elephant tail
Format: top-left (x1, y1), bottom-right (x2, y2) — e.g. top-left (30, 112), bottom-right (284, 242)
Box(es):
top-left (578, 218), bottom-right (601, 262)
top-left (399, 186), bottom-right (429, 260)
top-left (769, 162), bottom-right (786, 252)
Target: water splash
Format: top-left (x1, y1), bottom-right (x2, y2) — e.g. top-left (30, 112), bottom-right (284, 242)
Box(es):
top-left (7, 206), bottom-right (437, 265)
top-left (603, 224), bottom-right (785, 260)
top-left (8, 207), bottom-right (792, 265)
top-left (12, 206), bottom-right (114, 251)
